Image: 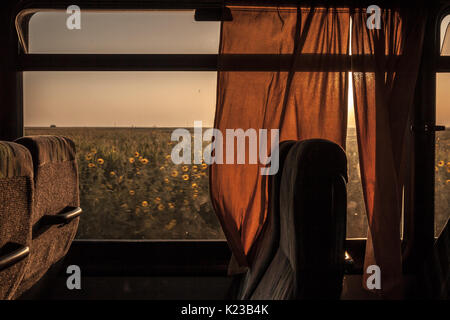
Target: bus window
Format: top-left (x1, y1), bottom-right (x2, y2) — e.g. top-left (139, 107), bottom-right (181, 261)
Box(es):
top-left (22, 9), bottom-right (370, 240)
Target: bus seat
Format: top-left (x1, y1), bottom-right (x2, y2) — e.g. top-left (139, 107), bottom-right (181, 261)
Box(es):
top-left (248, 139), bottom-right (348, 300)
top-left (14, 136), bottom-right (81, 296)
top-left (0, 141), bottom-right (33, 300)
top-left (236, 140), bottom-right (297, 299)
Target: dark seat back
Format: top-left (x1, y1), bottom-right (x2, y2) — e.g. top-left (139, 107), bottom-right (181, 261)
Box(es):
top-left (246, 139), bottom-right (347, 300)
top-left (237, 140), bottom-right (296, 299)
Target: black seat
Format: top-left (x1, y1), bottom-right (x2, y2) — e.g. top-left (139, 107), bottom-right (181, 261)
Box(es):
top-left (238, 139), bottom-right (348, 300)
top-left (236, 140), bottom-right (296, 299)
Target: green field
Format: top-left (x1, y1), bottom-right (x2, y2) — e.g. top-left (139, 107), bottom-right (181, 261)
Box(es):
top-left (24, 127), bottom-right (448, 239)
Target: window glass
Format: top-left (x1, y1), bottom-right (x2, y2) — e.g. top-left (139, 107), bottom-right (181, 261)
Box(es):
top-left (24, 10), bottom-right (220, 54)
top-left (435, 73), bottom-right (450, 237)
top-left (24, 71), bottom-right (224, 239)
top-left (441, 15), bottom-right (450, 55)
top-left (23, 10), bottom-right (370, 240)
top-left (347, 72), bottom-right (368, 239)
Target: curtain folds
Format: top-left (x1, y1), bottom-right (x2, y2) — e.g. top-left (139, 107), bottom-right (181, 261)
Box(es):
top-left (211, 4), bottom-right (426, 298)
top-left (211, 6), bottom-right (350, 269)
top-left (351, 7), bottom-right (427, 298)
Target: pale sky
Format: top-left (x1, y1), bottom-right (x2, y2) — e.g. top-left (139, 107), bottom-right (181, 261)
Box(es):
top-left (23, 10), bottom-right (450, 127)
top-left (24, 10), bottom-right (220, 127)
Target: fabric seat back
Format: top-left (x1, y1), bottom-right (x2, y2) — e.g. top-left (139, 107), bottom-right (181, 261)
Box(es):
top-left (250, 139), bottom-right (347, 299)
top-left (0, 142), bottom-right (33, 300)
top-left (15, 136), bottom-right (80, 295)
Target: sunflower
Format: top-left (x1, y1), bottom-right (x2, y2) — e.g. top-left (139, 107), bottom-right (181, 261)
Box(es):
top-left (168, 202), bottom-right (175, 209)
top-left (110, 171), bottom-right (116, 176)
top-left (129, 157), bottom-right (135, 164)
top-left (165, 219), bottom-right (177, 230)
top-left (134, 152), bottom-right (140, 158)
top-left (438, 160), bottom-right (445, 167)
top-left (192, 165), bottom-right (198, 172)
top-left (182, 166), bottom-right (189, 172)
top-left (85, 154), bottom-right (92, 161)
top-left (97, 158), bottom-right (104, 165)
top-left (158, 204), bottom-right (165, 211)
top-left (171, 170), bottom-right (179, 177)
top-left (201, 163), bottom-right (208, 170)
top-left (88, 163), bottom-right (96, 168)
top-left (129, 190), bottom-right (135, 196)
top-left (191, 183), bottom-right (198, 189)
top-left (154, 197), bottom-right (161, 204)
top-left (164, 177), bottom-right (169, 183)
top-left (141, 158), bottom-right (149, 165)
top-left (182, 174), bottom-right (189, 181)
top-left (165, 155), bottom-right (171, 160)
top-left (141, 201), bottom-right (149, 207)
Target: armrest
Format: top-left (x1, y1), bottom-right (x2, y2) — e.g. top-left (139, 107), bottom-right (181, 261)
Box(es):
top-left (0, 245), bottom-right (30, 272)
top-left (40, 207), bottom-right (82, 226)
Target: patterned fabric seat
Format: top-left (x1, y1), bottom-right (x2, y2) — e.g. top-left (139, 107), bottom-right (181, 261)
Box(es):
top-left (0, 142), bottom-right (33, 300)
top-left (14, 136), bottom-right (80, 296)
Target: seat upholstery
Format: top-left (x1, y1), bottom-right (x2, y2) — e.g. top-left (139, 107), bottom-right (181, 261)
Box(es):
top-left (240, 139), bottom-right (348, 300)
top-left (0, 142), bottom-right (33, 300)
top-left (15, 136), bottom-right (80, 296)
top-left (237, 140), bottom-right (296, 299)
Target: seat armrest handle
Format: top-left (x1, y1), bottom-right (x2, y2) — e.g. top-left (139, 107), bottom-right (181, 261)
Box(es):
top-left (41, 207), bottom-right (82, 226)
top-left (0, 245), bottom-right (30, 272)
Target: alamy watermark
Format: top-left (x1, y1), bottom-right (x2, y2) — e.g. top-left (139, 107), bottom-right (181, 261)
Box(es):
top-left (66, 265), bottom-right (81, 290)
top-left (170, 121), bottom-right (280, 176)
top-left (66, 5), bottom-right (81, 30)
top-left (366, 265), bottom-right (381, 290)
top-left (366, 5), bottom-right (381, 30)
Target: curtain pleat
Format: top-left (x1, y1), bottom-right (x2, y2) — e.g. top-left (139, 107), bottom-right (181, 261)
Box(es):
top-left (351, 7), bottom-right (427, 298)
top-left (211, 6), bottom-right (350, 269)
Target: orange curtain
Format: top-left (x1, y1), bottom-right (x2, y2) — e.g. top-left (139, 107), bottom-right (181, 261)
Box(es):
top-left (210, 6), bottom-right (350, 269)
top-left (351, 7), bottom-right (427, 298)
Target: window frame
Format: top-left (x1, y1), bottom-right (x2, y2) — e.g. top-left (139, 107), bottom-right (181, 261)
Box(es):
top-left (8, 0), bottom-right (446, 276)
top-left (402, 3), bottom-right (450, 275)
top-left (431, 8), bottom-right (450, 238)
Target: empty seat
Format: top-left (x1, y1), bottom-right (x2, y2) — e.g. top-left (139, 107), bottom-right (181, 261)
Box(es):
top-left (15, 136), bottom-right (81, 296)
top-left (236, 140), bottom-right (296, 299)
top-left (238, 139), bottom-right (348, 300)
top-left (0, 141), bottom-right (33, 300)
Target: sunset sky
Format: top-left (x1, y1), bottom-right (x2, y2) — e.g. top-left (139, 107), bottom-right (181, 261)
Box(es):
top-left (23, 10), bottom-right (450, 128)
